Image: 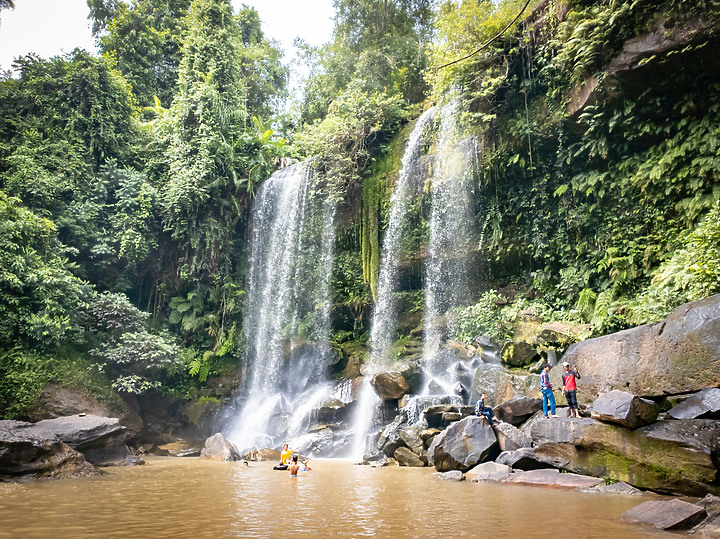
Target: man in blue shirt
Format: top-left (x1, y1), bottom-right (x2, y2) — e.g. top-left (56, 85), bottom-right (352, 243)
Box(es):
top-left (540, 365), bottom-right (559, 418)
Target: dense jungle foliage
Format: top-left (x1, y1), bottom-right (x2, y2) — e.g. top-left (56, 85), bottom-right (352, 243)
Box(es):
top-left (1, 0), bottom-right (719, 418)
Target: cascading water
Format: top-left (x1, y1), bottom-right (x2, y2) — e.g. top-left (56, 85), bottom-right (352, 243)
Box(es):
top-left (349, 108), bottom-right (436, 458)
top-left (226, 162), bottom-right (337, 452)
top-left (421, 100), bottom-right (480, 398)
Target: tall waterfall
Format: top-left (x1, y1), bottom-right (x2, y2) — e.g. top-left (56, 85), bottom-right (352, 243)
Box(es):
top-left (226, 163), bottom-right (337, 451)
top-left (350, 108), bottom-right (435, 458)
top-left (368, 108), bottom-right (435, 365)
top-left (421, 101), bottom-right (479, 394)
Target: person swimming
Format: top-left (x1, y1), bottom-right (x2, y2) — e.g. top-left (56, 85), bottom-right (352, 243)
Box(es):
top-left (288, 455), bottom-right (300, 477)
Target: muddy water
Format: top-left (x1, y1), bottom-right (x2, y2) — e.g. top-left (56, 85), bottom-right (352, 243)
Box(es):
top-left (0, 458), bottom-right (667, 538)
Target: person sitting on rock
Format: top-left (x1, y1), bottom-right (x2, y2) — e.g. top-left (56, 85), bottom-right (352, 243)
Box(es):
top-left (474, 393), bottom-right (497, 424)
top-left (289, 454), bottom-right (300, 477)
top-left (540, 365), bottom-right (559, 418)
top-left (561, 362), bottom-right (582, 418)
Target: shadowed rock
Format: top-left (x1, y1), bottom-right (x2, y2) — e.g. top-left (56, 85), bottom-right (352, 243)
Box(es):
top-left (669, 388), bottom-right (720, 420)
top-left (689, 513), bottom-right (720, 537)
top-left (428, 416), bottom-right (497, 472)
top-left (0, 420), bottom-right (105, 479)
top-left (621, 499), bottom-right (706, 530)
top-left (591, 390), bottom-right (660, 429)
top-left (492, 422), bottom-right (532, 452)
top-left (494, 397), bottom-right (543, 426)
top-left (394, 446), bottom-right (425, 467)
top-left (496, 448), bottom-right (553, 471)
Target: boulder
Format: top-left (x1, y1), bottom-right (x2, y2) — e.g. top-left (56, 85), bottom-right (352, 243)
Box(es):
top-left (0, 423), bottom-right (101, 480)
top-left (492, 422), bottom-right (532, 452)
top-left (621, 499), bottom-right (707, 530)
top-left (554, 295), bottom-right (720, 402)
top-left (200, 433), bottom-right (242, 462)
top-left (505, 469), bottom-right (603, 489)
top-left (496, 448), bottom-right (553, 471)
top-left (428, 416), bottom-right (498, 472)
top-left (590, 390), bottom-right (660, 429)
top-left (377, 414), bottom-right (406, 457)
top-left (371, 371), bottom-right (410, 400)
top-left (530, 417), bottom-right (720, 496)
top-left (0, 415), bottom-right (131, 467)
top-left (538, 322), bottom-right (591, 347)
top-left (500, 341), bottom-right (538, 368)
top-left (399, 427), bottom-right (425, 455)
top-left (697, 494), bottom-right (720, 518)
top-left (689, 513), bottom-right (720, 537)
top-left (494, 397), bottom-right (543, 426)
top-left (419, 428), bottom-right (441, 449)
top-left (34, 385), bottom-right (112, 419)
top-left (423, 405), bottom-right (474, 429)
top-left (472, 365), bottom-right (540, 408)
top-left (466, 461), bottom-right (512, 482)
top-left (315, 399), bottom-right (348, 423)
top-left (436, 470), bottom-right (465, 481)
top-left (668, 388), bottom-right (720, 420)
top-left (394, 447), bottom-right (425, 467)
top-left (157, 439), bottom-right (203, 457)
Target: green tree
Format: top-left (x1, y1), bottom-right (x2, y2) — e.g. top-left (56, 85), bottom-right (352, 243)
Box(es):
top-left (89, 0), bottom-right (190, 108)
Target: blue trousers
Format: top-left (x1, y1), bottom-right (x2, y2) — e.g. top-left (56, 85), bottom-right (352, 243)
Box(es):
top-left (480, 409), bottom-right (494, 423)
top-left (542, 388), bottom-right (556, 416)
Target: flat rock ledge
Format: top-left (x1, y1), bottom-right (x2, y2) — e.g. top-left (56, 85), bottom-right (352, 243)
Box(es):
top-left (503, 469), bottom-right (603, 490)
top-left (621, 499), bottom-right (707, 530)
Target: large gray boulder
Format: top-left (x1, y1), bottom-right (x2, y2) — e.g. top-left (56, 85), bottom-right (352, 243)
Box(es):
top-left (553, 294), bottom-right (720, 402)
top-left (0, 415), bottom-right (130, 467)
top-left (530, 417), bottom-right (720, 496)
top-left (494, 397), bottom-right (542, 426)
top-left (621, 499), bottom-right (707, 530)
top-left (371, 372), bottom-right (410, 400)
top-left (0, 420), bottom-right (105, 479)
top-left (466, 461), bottom-right (512, 482)
top-left (200, 433), bottom-right (241, 461)
top-left (591, 390), bottom-right (660, 429)
top-left (492, 421), bottom-right (532, 452)
top-left (668, 388), bottom-right (720, 420)
top-left (427, 416), bottom-right (498, 472)
top-left (472, 365), bottom-right (539, 410)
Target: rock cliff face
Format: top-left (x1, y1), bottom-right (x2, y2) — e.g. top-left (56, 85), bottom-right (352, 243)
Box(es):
top-left (554, 294), bottom-right (720, 401)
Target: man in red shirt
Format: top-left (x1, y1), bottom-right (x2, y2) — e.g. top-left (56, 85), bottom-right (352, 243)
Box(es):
top-left (561, 361), bottom-right (581, 418)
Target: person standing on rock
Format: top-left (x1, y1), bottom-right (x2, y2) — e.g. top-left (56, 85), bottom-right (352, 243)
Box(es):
top-left (540, 365), bottom-right (559, 418)
top-left (561, 362), bottom-right (581, 418)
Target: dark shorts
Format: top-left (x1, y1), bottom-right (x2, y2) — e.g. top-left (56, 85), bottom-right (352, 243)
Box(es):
top-left (565, 390), bottom-right (578, 408)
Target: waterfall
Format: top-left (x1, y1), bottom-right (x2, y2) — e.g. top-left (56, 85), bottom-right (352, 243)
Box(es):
top-left (226, 162), bottom-right (337, 452)
top-left (368, 108), bottom-right (435, 365)
top-left (349, 108), bottom-right (435, 459)
top-left (421, 100), bottom-right (479, 396)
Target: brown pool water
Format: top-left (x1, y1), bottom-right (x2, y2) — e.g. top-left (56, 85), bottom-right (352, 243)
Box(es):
top-left (0, 457), bottom-right (669, 537)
